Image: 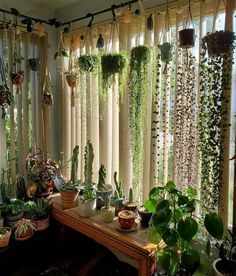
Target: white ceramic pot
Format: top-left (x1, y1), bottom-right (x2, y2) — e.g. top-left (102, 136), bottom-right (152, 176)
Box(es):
top-left (212, 259), bottom-right (223, 276)
top-left (78, 197), bottom-right (96, 218)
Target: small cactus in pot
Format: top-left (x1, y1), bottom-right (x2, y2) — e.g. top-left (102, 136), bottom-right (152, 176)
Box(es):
top-left (123, 187), bottom-right (138, 213)
top-left (96, 164), bottom-right (113, 209)
top-left (101, 195), bottom-right (115, 223)
top-left (111, 172), bottom-right (125, 216)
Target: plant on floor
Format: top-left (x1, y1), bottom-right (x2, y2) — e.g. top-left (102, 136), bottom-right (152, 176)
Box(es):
top-left (128, 45), bottom-right (151, 196)
top-left (78, 53), bottom-right (100, 73)
top-left (13, 218), bottom-right (37, 240)
top-left (101, 52), bottom-right (128, 97)
top-left (148, 181), bottom-right (224, 276)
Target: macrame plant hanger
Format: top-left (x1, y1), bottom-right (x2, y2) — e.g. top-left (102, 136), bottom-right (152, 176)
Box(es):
top-left (107, 8), bottom-right (120, 53)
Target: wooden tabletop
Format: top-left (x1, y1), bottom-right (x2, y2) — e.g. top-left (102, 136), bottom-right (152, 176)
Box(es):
top-left (50, 194), bottom-right (156, 276)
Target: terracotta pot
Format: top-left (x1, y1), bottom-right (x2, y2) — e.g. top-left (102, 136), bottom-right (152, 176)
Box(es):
top-left (35, 216), bottom-right (49, 231)
top-left (4, 212), bottom-right (23, 228)
top-left (60, 189), bottom-right (79, 210)
top-left (123, 200), bottom-right (138, 213)
top-left (179, 28), bottom-right (195, 48)
top-left (111, 197), bottom-right (125, 216)
top-left (118, 210), bottom-right (136, 230)
top-left (138, 205), bottom-right (152, 228)
top-left (0, 227), bottom-right (11, 247)
top-left (66, 75), bottom-right (78, 88)
top-left (14, 229), bottom-right (34, 241)
top-left (11, 72), bottom-right (24, 85)
top-left (28, 58), bottom-right (40, 71)
top-left (96, 188), bottom-right (113, 209)
top-left (78, 197), bottom-right (96, 218)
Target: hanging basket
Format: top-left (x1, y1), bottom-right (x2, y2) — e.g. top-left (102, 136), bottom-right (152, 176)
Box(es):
top-left (42, 93), bottom-right (54, 106)
top-left (11, 72), bottom-right (24, 85)
top-left (158, 42), bottom-right (173, 63)
top-left (28, 58), bottom-right (40, 72)
top-left (78, 54), bottom-right (100, 73)
top-left (202, 31), bottom-right (236, 57)
top-left (65, 74), bottom-right (79, 88)
top-left (179, 28), bottom-right (195, 48)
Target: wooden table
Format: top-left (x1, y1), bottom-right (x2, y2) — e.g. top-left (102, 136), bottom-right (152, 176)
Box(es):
top-left (50, 194), bottom-right (156, 276)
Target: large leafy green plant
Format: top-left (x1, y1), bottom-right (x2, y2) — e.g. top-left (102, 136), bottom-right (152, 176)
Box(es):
top-left (148, 181), bottom-right (223, 276)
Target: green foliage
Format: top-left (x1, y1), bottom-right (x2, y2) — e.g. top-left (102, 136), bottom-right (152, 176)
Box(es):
top-left (78, 54), bottom-right (100, 73)
top-left (101, 52), bottom-right (128, 95)
top-left (113, 172), bottom-right (124, 199)
top-left (148, 181), bottom-right (224, 275)
top-left (13, 218), bottom-right (36, 238)
top-left (84, 141), bottom-right (94, 187)
top-left (70, 145), bottom-right (79, 183)
top-left (128, 187), bottom-right (133, 204)
top-left (61, 181), bottom-right (78, 191)
top-left (64, 69), bottom-right (80, 79)
top-left (79, 186), bottom-right (96, 203)
top-left (1, 199), bottom-right (25, 215)
top-left (32, 198), bottom-right (52, 220)
top-left (97, 164), bottom-right (107, 191)
top-left (128, 45), bottom-right (151, 195)
top-left (204, 213), bottom-right (223, 241)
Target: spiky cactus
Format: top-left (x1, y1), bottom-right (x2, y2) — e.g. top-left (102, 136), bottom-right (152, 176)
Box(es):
top-left (70, 145), bottom-right (79, 183)
top-left (97, 164), bottom-right (107, 191)
top-left (128, 187), bottom-right (134, 203)
top-left (16, 175), bottom-right (27, 201)
top-left (84, 141), bottom-right (94, 187)
top-left (103, 195), bottom-right (111, 209)
top-left (114, 172), bottom-right (123, 199)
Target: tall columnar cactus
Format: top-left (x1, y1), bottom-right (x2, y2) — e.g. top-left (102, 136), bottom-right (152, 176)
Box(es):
top-left (0, 168), bottom-right (11, 203)
top-left (16, 175), bottom-right (27, 201)
top-left (70, 145), bottom-right (79, 183)
top-left (128, 187), bottom-right (134, 203)
top-left (84, 141), bottom-right (94, 187)
top-left (97, 164), bottom-right (107, 191)
top-left (114, 172), bottom-right (123, 199)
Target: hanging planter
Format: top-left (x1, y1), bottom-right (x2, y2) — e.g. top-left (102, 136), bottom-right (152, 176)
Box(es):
top-left (28, 58), bottom-right (40, 72)
top-left (158, 42), bottom-right (172, 63)
top-left (11, 53), bottom-right (24, 94)
top-left (101, 52), bottom-right (128, 95)
top-left (78, 54), bottom-right (100, 73)
top-left (128, 45), bottom-right (151, 195)
top-left (64, 69), bottom-right (79, 107)
top-left (178, 0), bottom-right (195, 48)
top-left (54, 32), bottom-right (69, 60)
top-left (202, 31), bottom-right (236, 57)
top-left (42, 72), bottom-right (54, 106)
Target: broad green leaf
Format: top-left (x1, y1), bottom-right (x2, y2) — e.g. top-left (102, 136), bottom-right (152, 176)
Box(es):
top-left (174, 208), bottom-right (183, 223)
top-left (155, 199), bottom-right (169, 212)
top-left (204, 213), bottom-right (224, 240)
top-left (166, 181), bottom-right (175, 191)
top-left (62, 50), bottom-right (69, 57)
top-left (148, 226), bottom-right (161, 244)
top-left (178, 218), bottom-right (198, 241)
top-left (182, 199), bottom-right (196, 213)
top-left (162, 229), bottom-right (179, 246)
top-left (186, 187), bottom-right (197, 198)
top-left (178, 195), bottom-right (189, 206)
top-left (181, 249), bottom-right (200, 274)
top-left (157, 248), bottom-right (180, 276)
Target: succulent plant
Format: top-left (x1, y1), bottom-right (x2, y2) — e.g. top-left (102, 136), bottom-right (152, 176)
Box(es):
top-left (128, 187), bottom-right (134, 204)
top-left (97, 164), bottom-right (106, 191)
top-left (13, 218), bottom-right (36, 238)
top-left (114, 172), bottom-right (124, 199)
top-left (84, 141), bottom-right (94, 187)
top-left (70, 145), bottom-right (79, 183)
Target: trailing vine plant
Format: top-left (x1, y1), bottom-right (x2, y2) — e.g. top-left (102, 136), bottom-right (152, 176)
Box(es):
top-left (199, 31), bottom-right (236, 214)
top-left (128, 45), bottom-right (151, 196)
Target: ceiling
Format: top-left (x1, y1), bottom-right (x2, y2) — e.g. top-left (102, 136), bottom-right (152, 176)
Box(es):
top-left (29, 0), bottom-right (81, 10)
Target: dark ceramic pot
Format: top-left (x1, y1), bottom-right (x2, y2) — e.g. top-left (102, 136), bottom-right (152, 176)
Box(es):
top-left (179, 28), bottom-right (195, 48)
top-left (118, 210), bottom-right (136, 230)
top-left (138, 205), bottom-right (152, 228)
top-left (11, 72), bottom-right (24, 85)
top-left (111, 197), bottom-right (125, 216)
top-left (96, 188), bottom-right (113, 209)
top-left (28, 58), bottom-right (40, 71)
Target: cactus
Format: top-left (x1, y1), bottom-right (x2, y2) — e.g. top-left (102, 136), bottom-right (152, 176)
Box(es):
top-left (114, 172), bottom-right (123, 199)
top-left (70, 145), bottom-right (79, 183)
top-left (0, 168), bottom-right (11, 203)
top-left (128, 187), bottom-right (134, 203)
top-left (97, 164), bottom-right (107, 191)
top-left (103, 195), bottom-right (111, 209)
top-left (16, 175), bottom-right (27, 201)
top-left (84, 141), bottom-right (94, 187)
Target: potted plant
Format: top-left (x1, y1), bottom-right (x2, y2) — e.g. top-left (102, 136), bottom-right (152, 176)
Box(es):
top-left (28, 58), bottom-right (40, 72)
top-left (42, 73), bottom-right (54, 106)
top-left (78, 54), bottom-right (100, 73)
top-left (101, 195), bottom-right (115, 223)
top-left (137, 204), bottom-right (152, 228)
top-left (26, 148), bottom-right (59, 198)
top-left (128, 45), bottom-right (151, 196)
top-left (23, 201), bottom-right (36, 219)
top-left (96, 164), bottom-right (113, 209)
top-left (111, 172), bottom-right (125, 216)
top-left (60, 145), bottom-right (79, 210)
top-left (178, 0), bottom-right (195, 48)
top-left (54, 32), bottom-right (69, 60)
top-left (13, 218), bottom-right (36, 241)
top-left (64, 67), bottom-right (80, 107)
top-left (78, 141), bottom-right (96, 218)
top-left (32, 198), bottom-right (52, 231)
top-left (101, 52), bottom-right (128, 96)
top-left (123, 188), bottom-right (138, 213)
top-left (0, 227), bottom-right (11, 247)
top-left (0, 57), bottom-right (13, 119)
top-left (202, 30), bottom-right (236, 57)
top-left (2, 199), bottom-right (24, 228)
top-left (11, 53), bottom-right (24, 94)
top-left (148, 181), bottom-right (224, 276)
top-left (118, 210), bottom-right (136, 230)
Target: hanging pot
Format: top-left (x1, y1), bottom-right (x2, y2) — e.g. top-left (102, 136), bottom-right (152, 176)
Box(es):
top-left (66, 75), bottom-right (78, 88)
top-left (179, 28), bottom-right (195, 48)
top-left (0, 89), bottom-right (8, 105)
top-left (42, 92), bottom-right (54, 106)
top-left (11, 72), bottom-right (24, 85)
top-left (28, 58), bottom-right (40, 72)
top-left (158, 42), bottom-right (173, 63)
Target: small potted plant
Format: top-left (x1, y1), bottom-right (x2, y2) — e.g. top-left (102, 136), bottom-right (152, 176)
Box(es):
top-left (137, 204), bottom-right (152, 228)
top-left (28, 58), bottom-right (40, 72)
top-left (64, 67), bottom-right (80, 107)
top-left (101, 195), bottom-right (115, 223)
top-left (78, 54), bottom-right (100, 73)
top-left (32, 198), bottom-right (52, 231)
top-left (78, 141), bottom-right (97, 217)
top-left (0, 227), bottom-right (11, 247)
top-left (2, 199), bottom-right (24, 228)
top-left (118, 210), bottom-right (136, 230)
top-left (111, 172), bottom-right (125, 216)
top-left (11, 53), bottom-right (24, 94)
top-left (123, 188), bottom-right (138, 213)
top-left (60, 145), bottom-right (80, 210)
top-left (54, 32), bottom-right (69, 60)
top-left (96, 164), bottom-right (113, 209)
top-left (23, 201), bottom-right (36, 219)
top-left (13, 218), bottom-right (36, 241)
